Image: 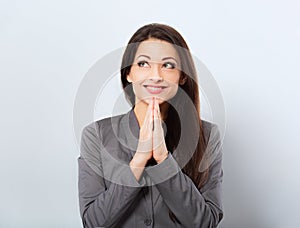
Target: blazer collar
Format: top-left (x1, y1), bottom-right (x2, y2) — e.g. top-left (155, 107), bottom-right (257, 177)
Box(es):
top-left (120, 106), bottom-right (140, 157)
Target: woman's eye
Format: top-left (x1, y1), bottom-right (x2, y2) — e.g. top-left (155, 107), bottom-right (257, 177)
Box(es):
top-left (137, 61), bottom-right (149, 68)
top-left (163, 62), bottom-right (176, 69)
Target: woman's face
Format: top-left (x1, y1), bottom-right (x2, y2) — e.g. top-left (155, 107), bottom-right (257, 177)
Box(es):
top-left (126, 38), bottom-right (182, 105)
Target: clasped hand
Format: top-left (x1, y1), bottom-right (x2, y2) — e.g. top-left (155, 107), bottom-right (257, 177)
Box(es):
top-left (135, 97), bottom-right (168, 165)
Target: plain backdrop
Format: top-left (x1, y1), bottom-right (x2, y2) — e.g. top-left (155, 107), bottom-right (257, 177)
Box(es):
top-left (1, 0), bottom-right (300, 227)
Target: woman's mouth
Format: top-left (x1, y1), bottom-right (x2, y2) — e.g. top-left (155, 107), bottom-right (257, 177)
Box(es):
top-left (143, 85), bottom-right (167, 94)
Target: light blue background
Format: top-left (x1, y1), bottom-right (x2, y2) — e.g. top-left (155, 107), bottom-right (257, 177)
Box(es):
top-left (1, 0), bottom-right (299, 227)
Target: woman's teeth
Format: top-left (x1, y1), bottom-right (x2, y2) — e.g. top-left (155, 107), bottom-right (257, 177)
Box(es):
top-left (144, 85), bottom-right (166, 94)
top-left (146, 86), bottom-right (163, 90)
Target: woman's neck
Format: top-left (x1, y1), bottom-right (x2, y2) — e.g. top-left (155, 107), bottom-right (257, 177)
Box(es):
top-left (133, 99), bottom-right (169, 128)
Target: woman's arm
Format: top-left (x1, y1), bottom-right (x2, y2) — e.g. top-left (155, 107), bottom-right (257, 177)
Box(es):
top-left (146, 124), bottom-right (224, 228)
top-left (78, 123), bottom-right (146, 228)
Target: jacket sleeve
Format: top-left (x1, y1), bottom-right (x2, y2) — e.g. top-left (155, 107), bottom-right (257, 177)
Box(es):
top-left (78, 122), bottom-right (145, 228)
top-left (146, 124), bottom-right (224, 228)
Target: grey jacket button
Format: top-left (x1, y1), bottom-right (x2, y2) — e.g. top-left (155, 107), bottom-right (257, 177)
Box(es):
top-left (144, 218), bottom-right (152, 226)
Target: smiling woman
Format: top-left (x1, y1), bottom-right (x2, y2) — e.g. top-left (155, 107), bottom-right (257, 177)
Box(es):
top-left (78, 23), bottom-right (224, 228)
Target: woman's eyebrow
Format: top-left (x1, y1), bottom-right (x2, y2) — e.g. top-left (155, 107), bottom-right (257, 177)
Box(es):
top-left (162, 57), bottom-right (178, 64)
top-left (135, 55), bottom-right (179, 64)
top-left (135, 54), bottom-right (151, 60)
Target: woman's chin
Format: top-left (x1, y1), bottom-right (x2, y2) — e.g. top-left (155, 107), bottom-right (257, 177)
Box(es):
top-left (140, 96), bottom-right (167, 105)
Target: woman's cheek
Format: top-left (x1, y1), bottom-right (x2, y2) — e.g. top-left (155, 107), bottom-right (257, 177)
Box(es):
top-left (166, 83), bottom-right (179, 98)
top-left (132, 82), bottom-right (150, 101)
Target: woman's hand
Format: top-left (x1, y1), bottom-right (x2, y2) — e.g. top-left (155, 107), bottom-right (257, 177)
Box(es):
top-left (130, 97), bottom-right (168, 180)
top-left (130, 98), bottom-right (154, 176)
top-left (152, 97), bottom-right (168, 164)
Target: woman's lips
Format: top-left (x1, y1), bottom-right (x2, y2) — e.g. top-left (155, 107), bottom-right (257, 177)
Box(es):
top-left (143, 85), bottom-right (167, 94)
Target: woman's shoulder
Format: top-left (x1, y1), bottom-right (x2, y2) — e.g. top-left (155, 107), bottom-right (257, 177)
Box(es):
top-left (201, 119), bottom-right (222, 144)
top-left (81, 112), bottom-right (129, 136)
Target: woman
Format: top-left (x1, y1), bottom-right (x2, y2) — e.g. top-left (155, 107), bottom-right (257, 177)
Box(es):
top-left (78, 23), bottom-right (224, 228)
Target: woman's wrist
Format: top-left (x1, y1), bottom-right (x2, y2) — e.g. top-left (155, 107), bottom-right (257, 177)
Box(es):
top-left (155, 151), bottom-right (169, 164)
top-left (130, 153), bottom-right (149, 168)
top-left (129, 155), bottom-right (149, 181)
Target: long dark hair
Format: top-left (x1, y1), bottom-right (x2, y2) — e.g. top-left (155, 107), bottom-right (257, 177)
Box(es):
top-left (120, 23), bottom-right (209, 224)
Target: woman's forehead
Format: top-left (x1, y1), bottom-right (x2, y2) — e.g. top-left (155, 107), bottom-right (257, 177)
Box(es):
top-left (135, 39), bottom-right (180, 61)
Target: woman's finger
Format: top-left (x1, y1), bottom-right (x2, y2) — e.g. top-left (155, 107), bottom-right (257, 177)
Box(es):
top-left (153, 98), bottom-right (163, 147)
top-left (152, 97), bottom-right (168, 163)
top-left (141, 98), bottom-right (154, 130)
top-left (137, 98), bottom-right (154, 155)
top-left (155, 98), bottom-right (161, 119)
top-left (147, 97), bottom-right (154, 131)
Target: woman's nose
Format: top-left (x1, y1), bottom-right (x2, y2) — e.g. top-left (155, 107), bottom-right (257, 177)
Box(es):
top-left (149, 63), bottom-right (163, 81)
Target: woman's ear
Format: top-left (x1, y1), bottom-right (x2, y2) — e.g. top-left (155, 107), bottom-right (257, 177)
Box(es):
top-left (126, 74), bottom-right (132, 83)
top-left (179, 75), bottom-right (187, 85)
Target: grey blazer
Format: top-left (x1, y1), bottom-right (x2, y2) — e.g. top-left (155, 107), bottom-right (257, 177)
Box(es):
top-left (78, 108), bottom-right (223, 228)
